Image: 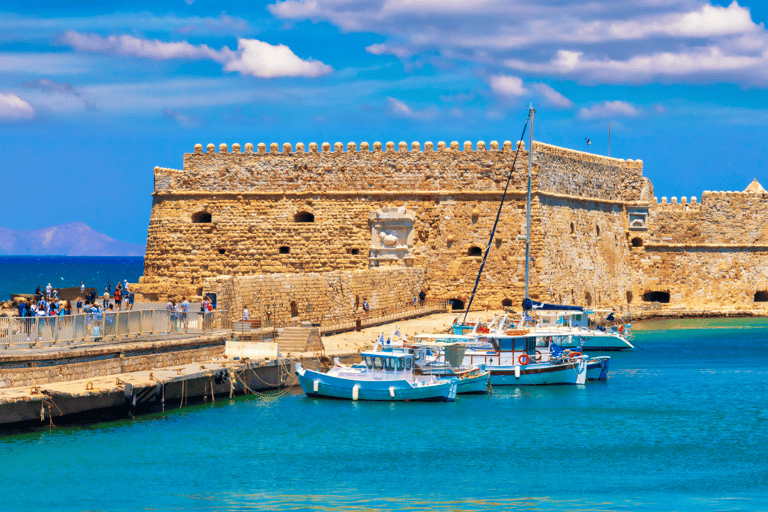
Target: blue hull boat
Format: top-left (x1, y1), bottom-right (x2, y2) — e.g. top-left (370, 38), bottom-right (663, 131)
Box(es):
top-left (295, 351), bottom-right (457, 402)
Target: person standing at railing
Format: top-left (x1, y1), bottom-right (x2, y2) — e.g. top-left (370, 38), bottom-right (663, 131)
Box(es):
top-left (103, 289), bottom-right (110, 309)
top-left (114, 285), bottom-right (122, 310)
top-left (46, 283), bottom-right (52, 299)
top-left (126, 288), bottom-right (134, 310)
top-left (242, 307), bottom-right (250, 321)
top-left (76, 296), bottom-right (83, 314)
top-left (167, 300), bottom-right (178, 331)
top-left (24, 304), bottom-right (34, 341)
top-left (419, 290), bottom-right (426, 306)
top-left (181, 297), bottom-right (189, 329)
top-left (363, 298), bottom-right (369, 315)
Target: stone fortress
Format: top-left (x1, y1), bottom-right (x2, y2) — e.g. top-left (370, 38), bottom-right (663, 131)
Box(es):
top-left (133, 139), bottom-right (768, 322)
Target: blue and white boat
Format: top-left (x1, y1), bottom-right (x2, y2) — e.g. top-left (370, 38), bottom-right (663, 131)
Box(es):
top-left (295, 351), bottom-right (457, 402)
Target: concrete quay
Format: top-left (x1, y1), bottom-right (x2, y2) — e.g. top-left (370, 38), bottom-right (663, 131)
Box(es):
top-left (0, 312), bottom-right (462, 429)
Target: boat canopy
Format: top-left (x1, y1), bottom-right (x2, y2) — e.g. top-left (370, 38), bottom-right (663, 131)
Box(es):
top-left (522, 298), bottom-right (583, 312)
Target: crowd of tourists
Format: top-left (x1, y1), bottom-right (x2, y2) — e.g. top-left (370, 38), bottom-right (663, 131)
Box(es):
top-left (25, 279), bottom-right (136, 319)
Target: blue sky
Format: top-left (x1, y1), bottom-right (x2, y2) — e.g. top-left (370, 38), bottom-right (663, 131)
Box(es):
top-left (2, 0), bottom-right (767, 245)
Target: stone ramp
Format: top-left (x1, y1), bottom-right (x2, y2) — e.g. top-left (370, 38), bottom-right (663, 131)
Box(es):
top-left (277, 327), bottom-right (324, 355)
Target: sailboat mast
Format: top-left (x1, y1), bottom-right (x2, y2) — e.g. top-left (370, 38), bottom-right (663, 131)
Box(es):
top-left (525, 105), bottom-right (534, 299)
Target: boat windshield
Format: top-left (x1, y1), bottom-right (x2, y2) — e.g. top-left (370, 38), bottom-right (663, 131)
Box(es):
top-left (405, 358), bottom-right (411, 371)
top-left (373, 357), bottom-right (384, 370)
top-left (397, 358), bottom-right (405, 371)
top-left (384, 357), bottom-right (395, 371)
top-left (364, 355), bottom-right (374, 369)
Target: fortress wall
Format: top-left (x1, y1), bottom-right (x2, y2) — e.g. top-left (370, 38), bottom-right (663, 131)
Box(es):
top-left (136, 191), bottom-right (531, 307)
top-left (534, 142), bottom-right (645, 201)
top-left (648, 191), bottom-right (768, 245)
top-left (203, 267), bottom-right (426, 324)
top-left (630, 246), bottom-right (768, 310)
top-left (535, 196), bottom-right (635, 308)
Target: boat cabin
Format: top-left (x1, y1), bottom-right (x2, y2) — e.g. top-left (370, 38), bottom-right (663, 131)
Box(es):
top-left (359, 351), bottom-right (414, 376)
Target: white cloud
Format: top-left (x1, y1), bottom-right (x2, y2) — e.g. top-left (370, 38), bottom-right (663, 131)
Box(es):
top-left (0, 93), bottom-right (34, 119)
top-left (62, 32), bottom-right (332, 78)
top-left (489, 75), bottom-right (573, 108)
top-left (489, 75), bottom-right (527, 97)
top-left (223, 39), bottom-right (332, 78)
top-left (506, 47), bottom-right (768, 83)
top-left (577, 101), bottom-right (641, 120)
top-left (62, 31), bottom-right (232, 62)
top-left (267, 0), bottom-right (768, 85)
top-left (386, 96), bottom-right (437, 120)
top-left (366, 43), bottom-right (413, 59)
top-left (529, 83), bottom-right (574, 108)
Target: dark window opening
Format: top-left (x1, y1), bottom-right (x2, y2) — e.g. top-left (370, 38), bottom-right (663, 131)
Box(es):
top-left (355, 295), bottom-right (360, 309)
top-left (450, 299), bottom-right (465, 311)
top-left (642, 291), bottom-right (670, 303)
top-left (501, 299), bottom-right (513, 308)
top-left (218, 249), bottom-right (226, 255)
top-left (570, 222), bottom-right (575, 234)
top-left (192, 211), bottom-right (212, 223)
top-left (585, 291), bottom-right (593, 307)
top-left (347, 248), bottom-right (360, 255)
top-left (290, 301), bottom-right (299, 317)
top-left (755, 291), bottom-right (768, 302)
top-left (295, 211), bottom-right (315, 223)
top-left (626, 291), bottom-right (633, 303)
top-left (596, 225), bottom-right (601, 237)
top-left (279, 246), bottom-right (290, 254)
top-left (631, 237), bottom-right (644, 247)
top-left (468, 246), bottom-right (482, 256)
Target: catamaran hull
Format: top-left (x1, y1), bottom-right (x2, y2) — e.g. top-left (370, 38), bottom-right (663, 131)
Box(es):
top-left (586, 356), bottom-right (610, 381)
top-left (296, 367), bottom-right (457, 402)
top-left (577, 335), bottom-right (633, 351)
top-left (484, 360), bottom-right (587, 386)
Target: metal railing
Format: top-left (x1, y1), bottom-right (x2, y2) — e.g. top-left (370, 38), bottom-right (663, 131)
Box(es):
top-left (0, 310), bottom-right (230, 350)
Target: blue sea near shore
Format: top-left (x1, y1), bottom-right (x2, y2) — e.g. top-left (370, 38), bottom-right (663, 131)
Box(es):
top-left (0, 256), bottom-right (145, 299)
top-left (2, 319), bottom-right (768, 511)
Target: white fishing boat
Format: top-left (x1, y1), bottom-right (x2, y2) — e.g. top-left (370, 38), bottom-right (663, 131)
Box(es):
top-left (373, 332), bottom-right (490, 394)
top-left (295, 351), bottom-right (457, 402)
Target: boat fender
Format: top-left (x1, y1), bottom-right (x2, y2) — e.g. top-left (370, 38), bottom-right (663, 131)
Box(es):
top-left (389, 386), bottom-right (395, 398)
top-left (518, 354), bottom-right (530, 366)
top-left (352, 384), bottom-right (359, 401)
top-left (155, 382), bottom-right (163, 401)
top-left (535, 350), bottom-right (542, 362)
top-left (514, 365), bottom-right (521, 379)
top-left (123, 383), bottom-right (133, 401)
top-left (313, 380), bottom-right (320, 392)
top-left (214, 369), bottom-right (227, 385)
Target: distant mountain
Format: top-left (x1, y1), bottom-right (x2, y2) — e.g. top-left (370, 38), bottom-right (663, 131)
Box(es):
top-left (0, 223), bottom-right (145, 256)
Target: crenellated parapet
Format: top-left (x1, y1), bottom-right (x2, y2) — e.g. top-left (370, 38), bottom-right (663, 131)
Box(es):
top-left (154, 139), bottom-right (649, 202)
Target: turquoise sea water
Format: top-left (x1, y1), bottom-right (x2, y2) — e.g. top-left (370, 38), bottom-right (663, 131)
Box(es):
top-left (0, 256), bottom-right (145, 299)
top-left (2, 319), bottom-right (767, 511)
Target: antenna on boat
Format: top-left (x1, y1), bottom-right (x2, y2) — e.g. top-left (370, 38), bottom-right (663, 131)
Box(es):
top-left (461, 109), bottom-right (531, 325)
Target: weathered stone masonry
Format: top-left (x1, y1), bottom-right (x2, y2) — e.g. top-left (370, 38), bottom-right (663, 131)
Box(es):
top-left (135, 139), bottom-right (768, 317)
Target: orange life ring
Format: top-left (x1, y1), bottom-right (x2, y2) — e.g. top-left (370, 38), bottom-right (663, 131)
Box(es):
top-left (535, 350), bottom-right (542, 362)
top-left (569, 352), bottom-right (582, 358)
top-left (518, 354), bottom-right (530, 366)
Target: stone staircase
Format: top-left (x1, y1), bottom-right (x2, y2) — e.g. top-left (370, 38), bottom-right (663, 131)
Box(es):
top-left (276, 326), bottom-right (324, 355)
